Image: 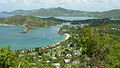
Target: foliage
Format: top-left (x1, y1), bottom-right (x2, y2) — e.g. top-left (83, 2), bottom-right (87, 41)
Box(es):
top-left (0, 15), bottom-right (58, 28)
top-left (4, 7), bottom-right (120, 19)
top-left (0, 46), bottom-right (30, 68)
top-left (0, 23), bottom-right (120, 68)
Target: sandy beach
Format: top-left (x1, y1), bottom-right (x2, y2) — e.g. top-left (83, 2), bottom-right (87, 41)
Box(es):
top-left (64, 33), bottom-right (70, 40)
top-left (53, 33), bottom-right (70, 46)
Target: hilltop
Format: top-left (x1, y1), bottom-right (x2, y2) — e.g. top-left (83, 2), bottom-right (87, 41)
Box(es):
top-left (1, 7), bottom-right (120, 19)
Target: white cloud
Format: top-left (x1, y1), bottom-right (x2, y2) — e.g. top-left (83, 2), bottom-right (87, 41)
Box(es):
top-left (0, 0), bottom-right (8, 4)
top-left (0, 0), bottom-right (120, 11)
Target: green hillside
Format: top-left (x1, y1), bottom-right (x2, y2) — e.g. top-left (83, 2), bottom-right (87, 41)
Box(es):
top-left (0, 15), bottom-right (58, 27)
top-left (0, 15), bottom-right (58, 33)
top-left (0, 24), bottom-right (120, 68)
top-left (4, 7), bottom-right (120, 19)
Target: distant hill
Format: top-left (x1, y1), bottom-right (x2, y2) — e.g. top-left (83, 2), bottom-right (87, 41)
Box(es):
top-left (9, 7), bottom-right (90, 16)
top-left (91, 9), bottom-right (120, 19)
top-left (1, 7), bottom-right (120, 19)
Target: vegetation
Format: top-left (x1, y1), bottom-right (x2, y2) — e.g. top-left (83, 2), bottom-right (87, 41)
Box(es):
top-left (0, 23), bottom-right (119, 68)
top-left (71, 18), bottom-right (120, 26)
top-left (0, 13), bottom-right (120, 68)
top-left (0, 46), bottom-right (31, 68)
top-left (0, 15), bottom-right (58, 26)
top-left (0, 15), bottom-right (58, 32)
top-left (2, 7), bottom-right (120, 19)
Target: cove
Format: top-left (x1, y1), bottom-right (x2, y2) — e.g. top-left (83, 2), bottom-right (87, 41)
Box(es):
top-left (0, 26), bottom-right (66, 50)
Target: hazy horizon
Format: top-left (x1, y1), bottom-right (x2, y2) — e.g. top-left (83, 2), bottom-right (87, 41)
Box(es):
top-left (0, 0), bottom-right (120, 12)
top-left (1, 7), bottom-right (120, 13)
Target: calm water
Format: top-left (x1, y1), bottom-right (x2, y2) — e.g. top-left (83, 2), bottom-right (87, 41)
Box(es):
top-left (38, 16), bottom-right (97, 20)
top-left (0, 14), bottom-right (95, 50)
top-left (0, 26), bottom-right (66, 50)
top-left (0, 13), bottom-right (15, 18)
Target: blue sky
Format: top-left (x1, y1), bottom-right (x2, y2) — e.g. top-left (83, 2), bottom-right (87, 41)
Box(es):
top-left (0, 0), bottom-right (120, 12)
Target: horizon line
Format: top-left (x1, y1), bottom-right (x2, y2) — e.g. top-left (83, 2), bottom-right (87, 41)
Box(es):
top-left (1, 7), bottom-right (120, 13)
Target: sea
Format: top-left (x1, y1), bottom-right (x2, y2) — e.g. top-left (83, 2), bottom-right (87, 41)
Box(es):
top-left (0, 14), bottom-right (96, 50)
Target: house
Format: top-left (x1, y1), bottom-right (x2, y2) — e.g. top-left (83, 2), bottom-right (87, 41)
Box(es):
top-left (52, 57), bottom-right (57, 60)
top-left (64, 59), bottom-right (71, 63)
top-left (75, 50), bottom-right (81, 56)
top-left (46, 60), bottom-right (50, 63)
top-left (18, 54), bottom-right (25, 57)
top-left (72, 60), bottom-right (80, 64)
top-left (53, 63), bottom-right (60, 68)
top-left (66, 54), bottom-right (72, 58)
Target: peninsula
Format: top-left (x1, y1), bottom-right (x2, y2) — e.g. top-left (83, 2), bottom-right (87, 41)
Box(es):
top-left (0, 15), bottom-right (59, 33)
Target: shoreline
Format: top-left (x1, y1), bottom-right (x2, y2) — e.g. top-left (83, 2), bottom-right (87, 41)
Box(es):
top-left (0, 24), bottom-right (24, 27)
top-left (0, 24), bottom-right (29, 33)
top-left (64, 33), bottom-right (70, 40)
top-left (0, 23), bottom-right (70, 50)
top-left (51, 33), bottom-right (70, 46)
top-left (0, 24), bottom-right (63, 33)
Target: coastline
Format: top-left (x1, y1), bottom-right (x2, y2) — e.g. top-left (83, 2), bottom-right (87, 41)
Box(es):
top-left (0, 23), bottom-right (70, 40)
top-left (0, 24), bottom-right (70, 50)
top-left (0, 24), bottom-right (62, 33)
top-left (0, 24), bottom-right (23, 27)
top-left (0, 24), bottom-right (29, 33)
top-left (64, 33), bottom-right (70, 40)
top-left (52, 33), bottom-right (70, 46)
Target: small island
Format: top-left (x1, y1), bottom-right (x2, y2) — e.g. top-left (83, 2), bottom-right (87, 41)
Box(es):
top-left (0, 15), bottom-right (59, 33)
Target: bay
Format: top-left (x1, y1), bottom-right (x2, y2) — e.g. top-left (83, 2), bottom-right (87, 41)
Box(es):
top-left (0, 26), bottom-right (66, 50)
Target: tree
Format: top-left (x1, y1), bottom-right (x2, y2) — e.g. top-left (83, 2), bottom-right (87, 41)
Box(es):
top-left (0, 46), bottom-right (30, 68)
top-left (74, 26), bottom-right (111, 67)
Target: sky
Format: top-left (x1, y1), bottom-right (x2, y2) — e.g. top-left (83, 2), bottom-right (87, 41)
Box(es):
top-left (0, 0), bottom-right (120, 12)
